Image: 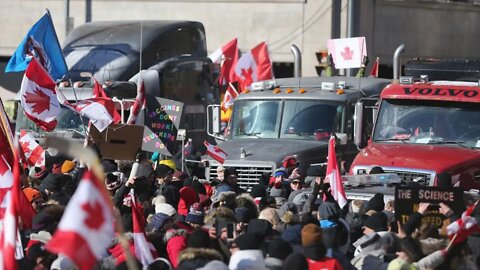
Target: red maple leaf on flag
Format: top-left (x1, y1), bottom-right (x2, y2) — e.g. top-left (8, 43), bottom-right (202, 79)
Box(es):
top-left (241, 68), bottom-right (254, 90)
top-left (24, 87), bottom-right (51, 114)
top-left (340, 46), bottom-right (354, 61)
top-left (20, 141), bottom-right (31, 154)
top-left (81, 201), bottom-right (104, 230)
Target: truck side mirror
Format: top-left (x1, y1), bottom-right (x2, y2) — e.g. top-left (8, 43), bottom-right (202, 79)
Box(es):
top-left (354, 101), bottom-right (365, 149)
top-left (207, 105), bottom-right (225, 141)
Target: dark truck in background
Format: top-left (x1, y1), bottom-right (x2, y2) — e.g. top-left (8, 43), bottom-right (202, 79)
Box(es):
top-left (15, 20), bottom-right (218, 152)
top-left (205, 76), bottom-right (390, 190)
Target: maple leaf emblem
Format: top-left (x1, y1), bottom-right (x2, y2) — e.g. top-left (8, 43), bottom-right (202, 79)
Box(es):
top-left (340, 46), bottom-right (354, 60)
top-left (24, 87), bottom-right (51, 114)
top-left (81, 200), bottom-right (105, 230)
top-left (241, 68), bottom-right (254, 87)
top-left (20, 141), bottom-right (31, 154)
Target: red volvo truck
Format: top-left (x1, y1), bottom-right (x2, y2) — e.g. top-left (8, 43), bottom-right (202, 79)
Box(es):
top-left (351, 48), bottom-right (480, 191)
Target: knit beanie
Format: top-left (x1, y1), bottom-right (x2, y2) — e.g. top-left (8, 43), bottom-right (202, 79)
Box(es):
top-left (149, 213), bottom-right (172, 232)
top-left (247, 219), bottom-right (273, 238)
top-left (301, 223), bottom-right (323, 247)
top-left (61, 160), bottom-right (76, 174)
top-left (366, 193), bottom-right (385, 212)
top-left (234, 233), bottom-right (263, 250)
top-left (363, 211), bottom-right (388, 232)
top-left (274, 167), bottom-right (288, 178)
top-left (185, 203), bottom-right (205, 225)
top-left (250, 184), bottom-right (267, 198)
top-left (23, 187), bottom-right (42, 203)
top-left (187, 229), bottom-right (211, 248)
top-left (268, 238), bottom-right (293, 260)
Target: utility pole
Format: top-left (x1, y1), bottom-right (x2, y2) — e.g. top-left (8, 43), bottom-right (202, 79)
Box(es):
top-left (86, 0), bottom-right (92, 23)
top-left (346, 0), bottom-right (358, 76)
top-left (65, 0), bottom-right (73, 36)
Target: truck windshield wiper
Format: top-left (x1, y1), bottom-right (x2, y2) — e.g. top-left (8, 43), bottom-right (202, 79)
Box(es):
top-left (238, 132), bottom-right (262, 138)
top-left (375, 138), bottom-right (407, 143)
top-left (427, 140), bottom-right (474, 150)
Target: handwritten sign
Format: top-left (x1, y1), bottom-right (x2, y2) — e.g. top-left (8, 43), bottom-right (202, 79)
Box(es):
top-left (142, 97), bottom-right (183, 156)
top-left (394, 186), bottom-right (463, 228)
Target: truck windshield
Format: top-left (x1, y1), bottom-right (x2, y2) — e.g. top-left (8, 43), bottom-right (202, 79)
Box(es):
top-left (15, 106), bottom-right (88, 139)
top-left (373, 99), bottom-right (480, 148)
top-left (231, 99), bottom-right (342, 140)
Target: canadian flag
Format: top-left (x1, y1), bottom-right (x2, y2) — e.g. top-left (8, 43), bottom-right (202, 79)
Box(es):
top-left (222, 85), bottom-right (239, 110)
top-left (63, 98), bottom-right (115, 133)
top-left (127, 79), bottom-right (146, 125)
top-left (327, 37), bottom-right (367, 69)
top-left (46, 170), bottom-right (115, 270)
top-left (209, 38), bottom-right (239, 86)
top-left (369, 57), bottom-right (379, 78)
top-left (234, 42), bottom-right (273, 91)
top-left (92, 79), bottom-right (121, 123)
top-left (19, 129), bottom-right (45, 168)
top-left (324, 136), bottom-right (347, 208)
top-left (447, 201), bottom-right (480, 244)
top-left (130, 190), bottom-right (157, 266)
top-left (204, 141), bottom-right (227, 164)
top-left (19, 57), bottom-right (60, 131)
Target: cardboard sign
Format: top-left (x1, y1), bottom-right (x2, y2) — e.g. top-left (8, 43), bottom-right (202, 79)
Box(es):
top-left (142, 97), bottom-right (183, 156)
top-left (88, 124), bottom-right (144, 160)
top-left (394, 186), bottom-right (464, 228)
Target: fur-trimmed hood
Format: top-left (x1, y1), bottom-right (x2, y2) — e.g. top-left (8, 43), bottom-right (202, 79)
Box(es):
top-left (177, 247), bottom-right (223, 264)
top-left (204, 206), bottom-right (237, 225)
top-left (419, 237), bottom-right (447, 255)
top-left (163, 228), bottom-right (188, 243)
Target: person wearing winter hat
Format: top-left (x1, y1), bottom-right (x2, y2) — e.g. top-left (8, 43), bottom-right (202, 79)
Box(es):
top-left (185, 203), bottom-right (205, 228)
top-left (40, 173), bottom-right (70, 205)
top-left (61, 160), bottom-right (76, 174)
top-left (105, 172), bottom-right (122, 196)
top-left (363, 211), bottom-right (389, 233)
top-left (213, 167), bottom-right (246, 197)
top-left (387, 236), bottom-right (448, 270)
top-left (155, 162), bottom-right (180, 208)
top-left (152, 195), bottom-right (177, 217)
top-left (23, 187), bottom-right (44, 212)
top-left (365, 193), bottom-right (385, 213)
top-left (265, 238), bottom-right (293, 270)
top-left (301, 224), bottom-right (343, 269)
top-left (229, 233), bottom-right (267, 270)
top-left (248, 218), bottom-right (273, 239)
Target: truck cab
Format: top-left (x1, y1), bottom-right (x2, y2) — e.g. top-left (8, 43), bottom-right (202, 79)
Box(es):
top-left (206, 76), bottom-right (390, 190)
top-left (351, 77), bottom-right (480, 190)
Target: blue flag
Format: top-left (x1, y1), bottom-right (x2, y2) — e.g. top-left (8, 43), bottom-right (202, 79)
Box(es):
top-left (5, 12), bottom-right (67, 81)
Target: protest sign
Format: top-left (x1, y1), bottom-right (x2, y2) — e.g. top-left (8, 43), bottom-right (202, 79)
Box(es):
top-left (142, 97), bottom-right (183, 156)
top-left (395, 185), bottom-right (463, 228)
top-left (88, 124), bottom-right (144, 160)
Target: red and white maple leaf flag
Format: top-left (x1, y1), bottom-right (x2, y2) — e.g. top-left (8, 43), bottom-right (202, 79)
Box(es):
top-left (447, 201), bottom-right (480, 244)
top-left (209, 38), bottom-right (239, 86)
top-left (69, 98), bottom-right (115, 132)
top-left (46, 170), bottom-right (115, 270)
top-left (369, 57), bottom-right (379, 78)
top-left (19, 129), bottom-right (45, 168)
top-left (127, 79), bottom-right (146, 125)
top-left (92, 79), bottom-right (121, 123)
top-left (222, 84), bottom-right (239, 110)
top-left (327, 37), bottom-right (367, 69)
top-left (20, 57), bottom-right (60, 131)
top-left (204, 141), bottom-right (227, 164)
top-left (234, 42), bottom-right (273, 91)
top-left (130, 190), bottom-right (157, 266)
top-left (324, 136), bottom-right (347, 208)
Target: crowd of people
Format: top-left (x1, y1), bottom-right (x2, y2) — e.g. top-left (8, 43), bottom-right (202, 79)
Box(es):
top-left (17, 151), bottom-right (480, 270)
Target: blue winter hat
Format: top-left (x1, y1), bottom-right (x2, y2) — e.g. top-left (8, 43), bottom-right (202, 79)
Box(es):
top-left (274, 167), bottom-right (288, 178)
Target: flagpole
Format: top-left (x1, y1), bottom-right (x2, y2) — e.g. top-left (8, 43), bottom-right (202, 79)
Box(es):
top-left (45, 9), bottom-right (68, 79)
top-left (0, 98), bottom-right (16, 153)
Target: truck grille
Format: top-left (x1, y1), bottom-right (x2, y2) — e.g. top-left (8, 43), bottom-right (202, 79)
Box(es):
top-left (208, 163), bottom-right (274, 191)
top-left (383, 170), bottom-right (433, 185)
